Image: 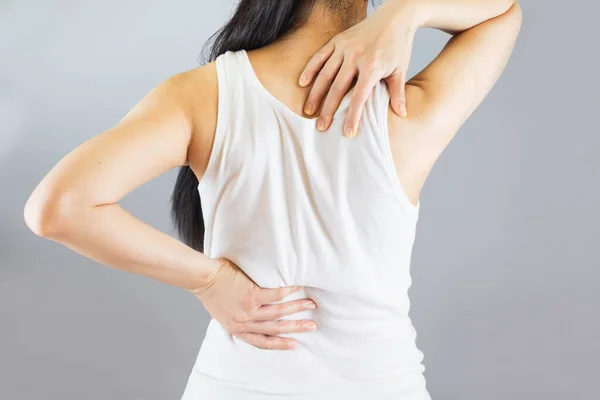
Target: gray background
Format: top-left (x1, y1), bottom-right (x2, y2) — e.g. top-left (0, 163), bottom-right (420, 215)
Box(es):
top-left (1, 0), bottom-right (598, 399)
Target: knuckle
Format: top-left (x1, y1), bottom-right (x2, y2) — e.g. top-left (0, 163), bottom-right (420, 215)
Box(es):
top-left (333, 37), bottom-right (347, 51)
top-left (316, 49), bottom-right (330, 62)
top-left (229, 320), bottom-right (246, 333)
top-left (281, 320), bottom-right (295, 333)
top-left (252, 341), bottom-right (266, 350)
top-left (273, 324), bottom-right (284, 335)
top-left (329, 83), bottom-right (344, 95)
top-left (292, 321), bottom-right (304, 332)
top-left (262, 339), bottom-right (275, 350)
top-left (320, 68), bottom-right (337, 81)
top-left (276, 304), bottom-right (292, 318)
top-left (241, 294), bottom-right (257, 310)
top-left (347, 45), bottom-right (365, 60)
top-left (355, 92), bottom-right (371, 106)
top-left (362, 58), bottom-right (382, 74)
top-left (306, 95), bottom-right (321, 110)
top-left (241, 336), bottom-right (263, 350)
top-left (235, 309), bottom-right (252, 322)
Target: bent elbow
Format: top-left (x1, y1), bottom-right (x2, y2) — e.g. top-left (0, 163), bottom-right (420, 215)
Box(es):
top-left (507, 2), bottom-right (523, 27)
top-left (24, 189), bottom-right (79, 238)
top-left (24, 195), bottom-right (60, 238)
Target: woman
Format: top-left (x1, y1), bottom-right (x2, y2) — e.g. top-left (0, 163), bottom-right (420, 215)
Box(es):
top-left (24, 0), bottom-right (522, 398)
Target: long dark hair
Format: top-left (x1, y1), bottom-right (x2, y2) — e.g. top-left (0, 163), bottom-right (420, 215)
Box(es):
top-left (170, 0), bottom-right (367, 252)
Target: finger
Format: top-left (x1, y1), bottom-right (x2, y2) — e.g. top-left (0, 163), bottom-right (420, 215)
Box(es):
top-left (299, 40), bottom-right (336, 88)
top-left (240, 319), bottom-right (318, 335)
top-left (254, 298), bottom-right (317, 320)
top-left (343, 72), bottom-right (380, 138)
top-left (303, 53), bottom-right (344, 117)
top-left (255, 285), bottom-right (304, 305)
top-left (385, 71), bottom-right (407, 117)
top-left (236, 332), bottom-right (298, 350)
top-left (317, 60), bottom-right (358, 133)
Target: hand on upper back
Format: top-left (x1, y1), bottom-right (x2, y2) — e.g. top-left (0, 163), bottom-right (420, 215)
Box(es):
top-left (299, 1), bottom-right (417, 137)
top-left (192, 258), bottom-right (318, 350)
top-left (299, 0), bottom-right (521, 148)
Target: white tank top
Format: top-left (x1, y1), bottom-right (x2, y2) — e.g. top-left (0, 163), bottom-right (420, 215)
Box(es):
top-left (181, 49), bottom-right (430, 400)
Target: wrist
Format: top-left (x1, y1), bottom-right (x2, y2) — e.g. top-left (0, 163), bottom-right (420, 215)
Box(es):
top-left (185, 255), bottom-right (222, 293)
top-left (384, 0), bottom-right (427, 32)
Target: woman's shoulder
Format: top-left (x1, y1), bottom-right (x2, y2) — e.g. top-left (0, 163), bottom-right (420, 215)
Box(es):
top-left (151, 61), bottom-right (219, 128)
top-left (170, 60), bottom-right (218, 115)
top-left (161, 61), bottom-right (219, 175)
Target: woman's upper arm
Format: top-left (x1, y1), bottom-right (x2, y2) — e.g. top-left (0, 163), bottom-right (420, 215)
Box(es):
top-left (396, 3), bottom-right (523, 154)
top-left (25, 67), bottom-right (215, 230)
top-left (383, 3), bottom-right (522, 205)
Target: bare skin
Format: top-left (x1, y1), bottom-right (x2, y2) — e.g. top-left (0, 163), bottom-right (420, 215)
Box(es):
top-left (241, 0), bottom-right (522, 206)
top-left (23, 0), bottom-right (521, 351)
top-left (22, 65), bottom-right (317, 351)
top-left (300, 0), bottom-right (523, 137)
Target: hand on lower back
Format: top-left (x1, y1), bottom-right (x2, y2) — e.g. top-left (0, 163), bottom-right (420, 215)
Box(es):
top-left (190, 258), bottom-right (318, 350)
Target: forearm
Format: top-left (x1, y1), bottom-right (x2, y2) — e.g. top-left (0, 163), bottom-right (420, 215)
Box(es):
top-left (386, 0), bottom-right (518, 34)
top-left (39, 202), bottom-right (218, 291)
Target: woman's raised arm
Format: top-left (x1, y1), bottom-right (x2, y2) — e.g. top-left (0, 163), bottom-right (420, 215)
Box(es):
top-left (299, 0), bottom-right (522, 137)
top-left (399, 1), bottom-right (523, 152)
top-left (386, 1), bottom-right (522, 206)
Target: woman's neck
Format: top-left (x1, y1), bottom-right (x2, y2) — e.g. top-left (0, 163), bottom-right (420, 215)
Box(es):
top-left (254, 2), bottom-right (368, 75)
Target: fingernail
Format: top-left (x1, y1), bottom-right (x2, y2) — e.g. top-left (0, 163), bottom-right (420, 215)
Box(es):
top-left (304, 323), bottom-right (317, 331)
top-left (304, 103), bottom-right (314, 115)
top-left (288, 342), bottom-right (297, 349)
top-left (299, 75), bottom-right (307, 87)
top-left (344, 127), bottom-right (355, 137)
top-left (304, 301), bottom-right (316, 309)
top-left (396, 103), bottom-right (407, 117)
top-left (317, 118), bottom-right (326, 131)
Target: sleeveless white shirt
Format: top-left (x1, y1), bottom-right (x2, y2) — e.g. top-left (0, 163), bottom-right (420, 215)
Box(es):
top-left (181, 49), bottom-right (430, 400)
